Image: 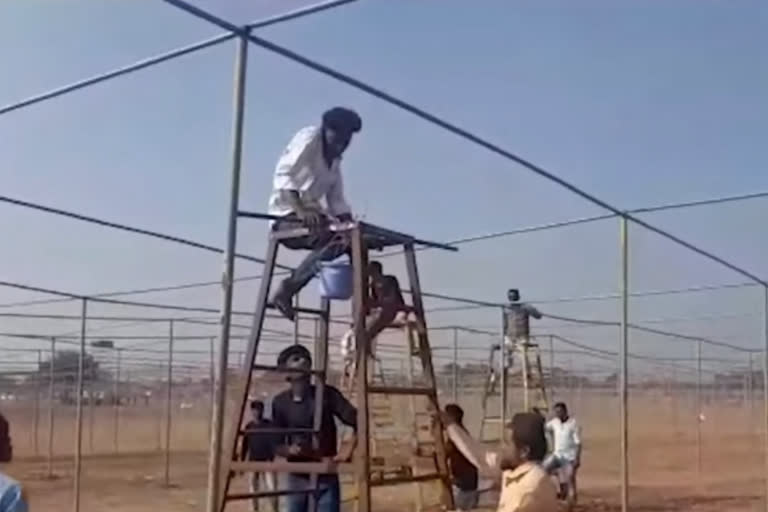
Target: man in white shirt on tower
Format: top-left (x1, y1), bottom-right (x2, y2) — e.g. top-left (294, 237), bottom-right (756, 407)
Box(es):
top-left (543, 402), bottom-right (581, 506)
top-left (268, 107), bottom-right (362, 321)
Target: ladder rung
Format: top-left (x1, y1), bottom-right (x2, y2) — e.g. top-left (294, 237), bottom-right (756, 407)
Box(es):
top-left (265, 303), bottom-right (328, 317)
top-left (252, 364), bottom-right (324, 376)
top-left (239, 427), bottom-right (318, 435)
top-left (371, 472), bottom-right (443, 487)
top-left (225, 488), bottom-right (318, 501)
top-left (368, 386), bottom-right (434, 396)
top-left (229, 460), bottom-right (354, 474)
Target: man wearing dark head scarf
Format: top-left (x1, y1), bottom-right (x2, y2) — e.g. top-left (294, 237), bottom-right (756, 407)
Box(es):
top-left (268, 107), bottom-right (363, 321)
top-left (0, 411), bottom-right (29, 511)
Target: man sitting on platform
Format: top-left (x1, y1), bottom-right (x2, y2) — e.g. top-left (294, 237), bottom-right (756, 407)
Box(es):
top-left (268, 107), bottom-right (363, 321)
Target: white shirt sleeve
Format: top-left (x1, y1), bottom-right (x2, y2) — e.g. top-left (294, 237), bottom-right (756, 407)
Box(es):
top-left (446, 424), bottom-right (503, 479)
top-left (326, 170), bottom-right (352, 216)
top-left (272, 127), bottom-right (316, 191)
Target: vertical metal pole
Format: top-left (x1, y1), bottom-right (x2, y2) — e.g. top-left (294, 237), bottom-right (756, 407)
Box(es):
top-left (749, 353), bottom-right (755, 426)
top-left (47, 337), bottom-right (56, 479)
top-left (696, 340), bottom-right (702, 483)
top-left (521, 343), bottom-right (530, 411)
top-left (293, 293), bottom-right (301, 345)
top-left (452, 327), bottom-right (458, 402)
top-left (164, 320), bottom-right (174, 487)
top-left (208, 336), bottom-right (215, 443)
top-left (500, 307), bottom-right (508, 441)
top-left (618, 217), bottom-right (629, 512)
top-left (88, 366), bottom-right (95, 453)
top-left (549, 335), bottom-right (555, 403)
top-left (113, 349), bottom-right (121, 454)
top-left (206, 29), bottom-right (249, 512)
top-left (33, 349), bottom-right (41, 456)
top-left (73, 298), bottom-right (88, 512)
top-left (762, 286), bottom-right (768, 512)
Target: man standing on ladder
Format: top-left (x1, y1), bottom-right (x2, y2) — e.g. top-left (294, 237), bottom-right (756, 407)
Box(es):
top-left (502, 288), bottom-right (542, 361)
top-left (268, 107), bottom-right (363, 321)
top-left (271, 345), bottom-right (357, 512)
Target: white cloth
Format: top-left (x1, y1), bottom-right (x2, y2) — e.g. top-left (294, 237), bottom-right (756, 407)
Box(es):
top-left (267, 126), bottom-right (351, 218)
top-left (545, 418), bottom-right (581, 462)
top-left (340, 329), bottom-right (355, 360)
top-left (339, 328), bottom-right (378, 360)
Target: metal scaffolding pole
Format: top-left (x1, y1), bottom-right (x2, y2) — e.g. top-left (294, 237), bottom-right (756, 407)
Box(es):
top-left (452, 327), bottom-right (458, 402)
top-left (73, 299), bottom-right (88, 512)
top-left (549, 335), bottom-right (555, 402)
top-left (208, 336), bottom-right (215, 442)
top-left (164, 320), bottom-right (174, 487)
top-left (33, 349), bottom-right (41, 456)
top-left (113, 348), bottom-right (121, 454)
top-left (697, 340), bottom-right (702, 483)
top-left (763, 286), bottom-right (768, 512)
top-left (619, 217), bottom-right (629, 512)
top-left (500, 307), bottom-right (508, 441)
top-left (206, 27), bottom-right (250, 512)
top-left (46, 337), bottom-right (56, 479)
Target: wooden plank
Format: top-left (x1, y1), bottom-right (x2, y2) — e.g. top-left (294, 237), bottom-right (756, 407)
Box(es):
top-left (351, 226), bottom-right (371, 512)
top-left (404, 243), bottom-right (455, 511)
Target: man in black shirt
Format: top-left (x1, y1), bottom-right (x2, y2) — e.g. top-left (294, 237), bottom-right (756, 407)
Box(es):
top-left (271, 345), bottom-right (357, 512)
top-left (240, 400), bottom-right (278, 512)
top-left (444, 404), bottom-right (479, 511)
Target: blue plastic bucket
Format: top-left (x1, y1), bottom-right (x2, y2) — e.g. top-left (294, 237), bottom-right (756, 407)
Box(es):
top-left (317, 261), bottom-right (354, 300)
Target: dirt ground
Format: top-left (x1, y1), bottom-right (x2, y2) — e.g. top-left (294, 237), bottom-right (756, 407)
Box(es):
top-left (2, 388), bottom-right (765, 511)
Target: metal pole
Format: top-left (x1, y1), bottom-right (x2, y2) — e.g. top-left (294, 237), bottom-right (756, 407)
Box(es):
top-left (206, 28), bottom-right (249, 512)
top-left (293, 293), bottom-right (300, 345)
top-left (452, 327), bottom-right (458, 402)
top-left (208, 336), bottom-right (215, 442)
top-left (88, 367), bottom-right (95, 453)
top-left (47, 337), bottom-right (56, 479)
top-left (73, 298), bottom-right (88, 512)
top-left (33, 349), bottom-right (41, 456)
top-left (696, 340), bottom-right (702, 483)
top-left (113, 349), bottom-right (121, 454)
top-left (749, 353), bottom-right (755, 428)
top-left (549, 335), bottom-right (555, 403)
top-left (762, 286), bottom-right (768, 512)
top-left (500, 307), bottom-right (508, 441)
top-left (619, 217), bottom-right (629, 512)
top-left (164, 320), bottom-right (174, 487)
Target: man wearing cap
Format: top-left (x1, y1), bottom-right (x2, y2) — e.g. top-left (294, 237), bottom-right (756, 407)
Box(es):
top-left (271, 345), bottom-right (357, 512)
top-left (268, 107), bottom-right (363, 321)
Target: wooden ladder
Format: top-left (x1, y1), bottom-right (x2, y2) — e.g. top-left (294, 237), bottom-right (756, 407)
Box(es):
top-left (215, 221), bottom-right (455, 512)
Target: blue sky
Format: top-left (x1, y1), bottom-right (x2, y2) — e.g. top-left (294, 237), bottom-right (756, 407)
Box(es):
top-left (0, 1), bottom-right (766, 377)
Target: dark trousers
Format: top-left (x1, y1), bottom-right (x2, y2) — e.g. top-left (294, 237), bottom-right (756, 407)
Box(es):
top-left (272, 215), bottom-right (351, 297)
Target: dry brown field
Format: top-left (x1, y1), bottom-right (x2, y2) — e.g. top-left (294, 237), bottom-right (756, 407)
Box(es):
top-left (1, 386), bottom-right (764, 511)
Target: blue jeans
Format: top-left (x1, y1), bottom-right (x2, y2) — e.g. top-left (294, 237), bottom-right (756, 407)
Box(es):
top-left (284, 474), bottom-right (340, 512)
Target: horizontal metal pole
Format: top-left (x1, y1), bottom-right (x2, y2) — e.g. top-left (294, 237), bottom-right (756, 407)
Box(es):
top-left (0, 0), bottom-right (359, 118)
